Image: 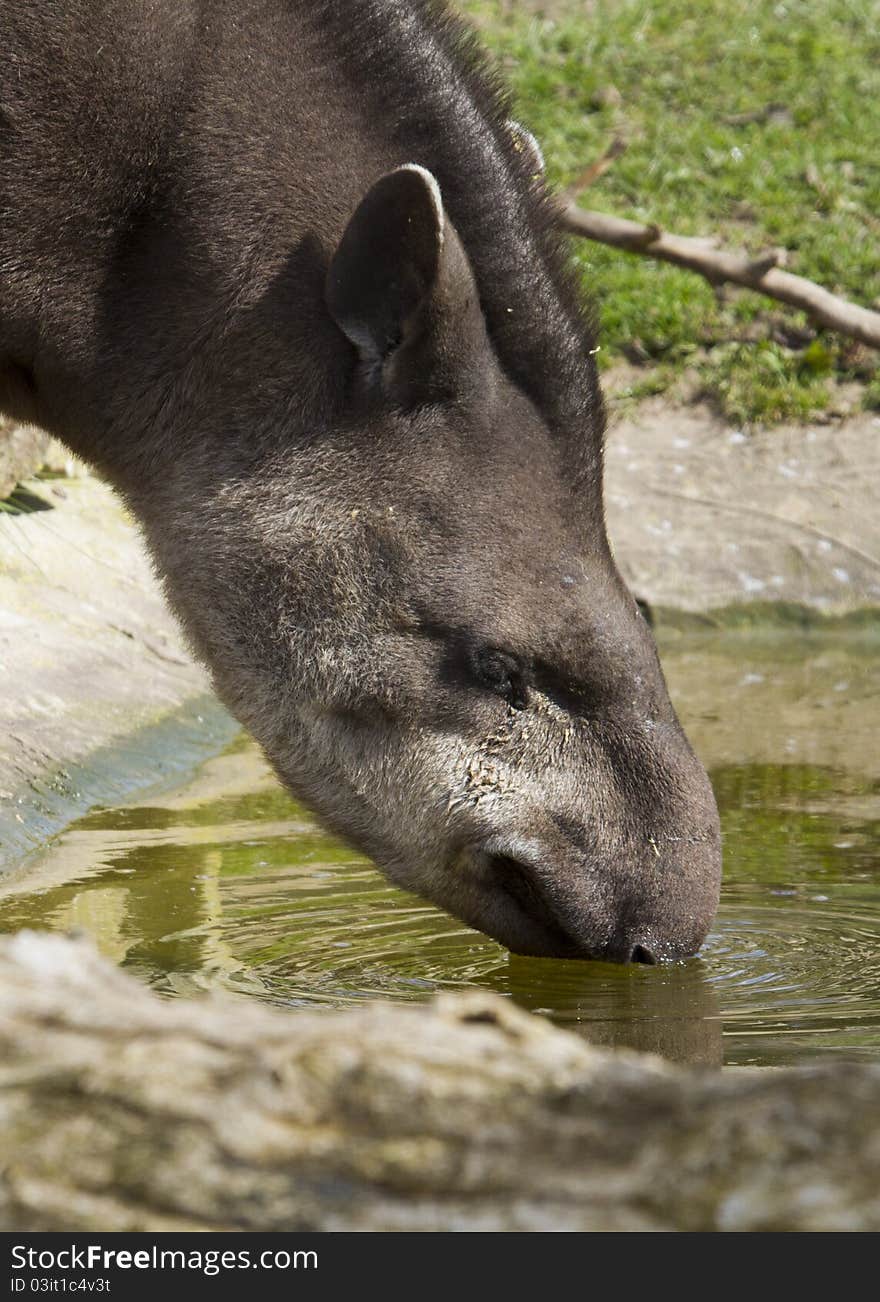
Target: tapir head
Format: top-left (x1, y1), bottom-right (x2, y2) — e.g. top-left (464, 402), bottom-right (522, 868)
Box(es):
top-left (156, 163), bottom-right (721, 962)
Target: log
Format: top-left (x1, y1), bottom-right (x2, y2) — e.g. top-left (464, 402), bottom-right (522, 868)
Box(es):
top-left (1, 932), bottom-right (879, 1231)
top-left (559, 203), bottom-right (880, 350)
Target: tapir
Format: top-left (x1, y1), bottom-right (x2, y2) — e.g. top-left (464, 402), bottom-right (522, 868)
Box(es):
top-left (0, 1), bottom-right (721, 960)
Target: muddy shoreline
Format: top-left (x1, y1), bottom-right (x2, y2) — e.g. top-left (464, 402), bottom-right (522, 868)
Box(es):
top-left (0, 459), bottom-right (237, 867)
top-left (605, 394), bottom-right (880, 619)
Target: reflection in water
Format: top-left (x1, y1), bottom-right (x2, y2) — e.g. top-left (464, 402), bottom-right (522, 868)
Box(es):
top-left (0, 634), bottom-right (878, 1068)
top-left (497, 955), bottom-right (724, 1065)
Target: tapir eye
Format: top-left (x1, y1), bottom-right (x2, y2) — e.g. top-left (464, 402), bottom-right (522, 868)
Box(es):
top-left (471, 646), bottom-right (528, 710)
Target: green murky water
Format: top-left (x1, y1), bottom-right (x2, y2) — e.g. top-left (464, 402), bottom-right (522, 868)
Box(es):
top-left (1, 633), bottom-right (878, 1068)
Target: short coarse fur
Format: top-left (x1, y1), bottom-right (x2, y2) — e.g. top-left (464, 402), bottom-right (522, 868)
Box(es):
top-left (1, 1), bottom-right (602, 478)
top-left (298, 0), bottom-right (605, 437)
top-left (0, 1), bottom-right (720, 962)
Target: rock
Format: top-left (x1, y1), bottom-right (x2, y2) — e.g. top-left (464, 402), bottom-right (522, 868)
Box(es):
top-left (0, 419), bottom-right (48, 500)
top-left (0, 932), bottom-right (878, 1232)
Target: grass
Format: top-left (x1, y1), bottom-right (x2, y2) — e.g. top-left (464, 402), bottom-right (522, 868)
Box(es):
top-left (0, 484), bottom-right (53, 515)
top-left (459, 0), bottom-right (880, 424)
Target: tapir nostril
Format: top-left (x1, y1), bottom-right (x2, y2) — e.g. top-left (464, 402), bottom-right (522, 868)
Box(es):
top-left (485, 852), bottom-right (673, 963)
top-left (488, 853), bottom-right (575, 952)
top-left (491, 854), bottom-right (546, 915)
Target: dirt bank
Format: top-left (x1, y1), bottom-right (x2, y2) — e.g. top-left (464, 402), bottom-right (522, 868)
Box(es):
top-left (0, 459), bottom-right (236, 868)
top-left (606, 395), bottom-right (880, 618)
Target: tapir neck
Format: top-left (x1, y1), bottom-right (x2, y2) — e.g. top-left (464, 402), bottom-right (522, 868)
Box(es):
top-left (0, 0), bottom-right (603, 494)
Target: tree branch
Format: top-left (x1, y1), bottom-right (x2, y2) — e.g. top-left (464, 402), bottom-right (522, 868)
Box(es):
top-left (563, 136), bottom-right (628, 200)
top-left (559, 203), bottom-right (880, 350)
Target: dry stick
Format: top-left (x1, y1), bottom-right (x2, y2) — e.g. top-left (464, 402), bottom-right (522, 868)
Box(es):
top-left (563, 136), bottom-right (627, 201)
top-left (558, 203), bottom-right (880, 350)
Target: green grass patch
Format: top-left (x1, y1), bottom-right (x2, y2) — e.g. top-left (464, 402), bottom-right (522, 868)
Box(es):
top-left (702, 339), bottom-right (832, 425)
top-left (460, 0), bottom-right (880, 424)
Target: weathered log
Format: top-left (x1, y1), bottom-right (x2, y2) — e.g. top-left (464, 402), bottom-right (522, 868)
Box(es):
top-left (0, 932), bottom-right (879, 1232)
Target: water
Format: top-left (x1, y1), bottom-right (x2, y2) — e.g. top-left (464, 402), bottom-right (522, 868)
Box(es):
top-left (1, 632), bottom-right (877, 1068)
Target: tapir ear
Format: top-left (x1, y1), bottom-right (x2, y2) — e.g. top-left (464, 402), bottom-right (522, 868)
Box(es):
top-left (326, 166), bottom-right (485, 398)
top-left (326, 165), bottom-right (446, 367)
top-left (506, 120), bottom-right (545, 179)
